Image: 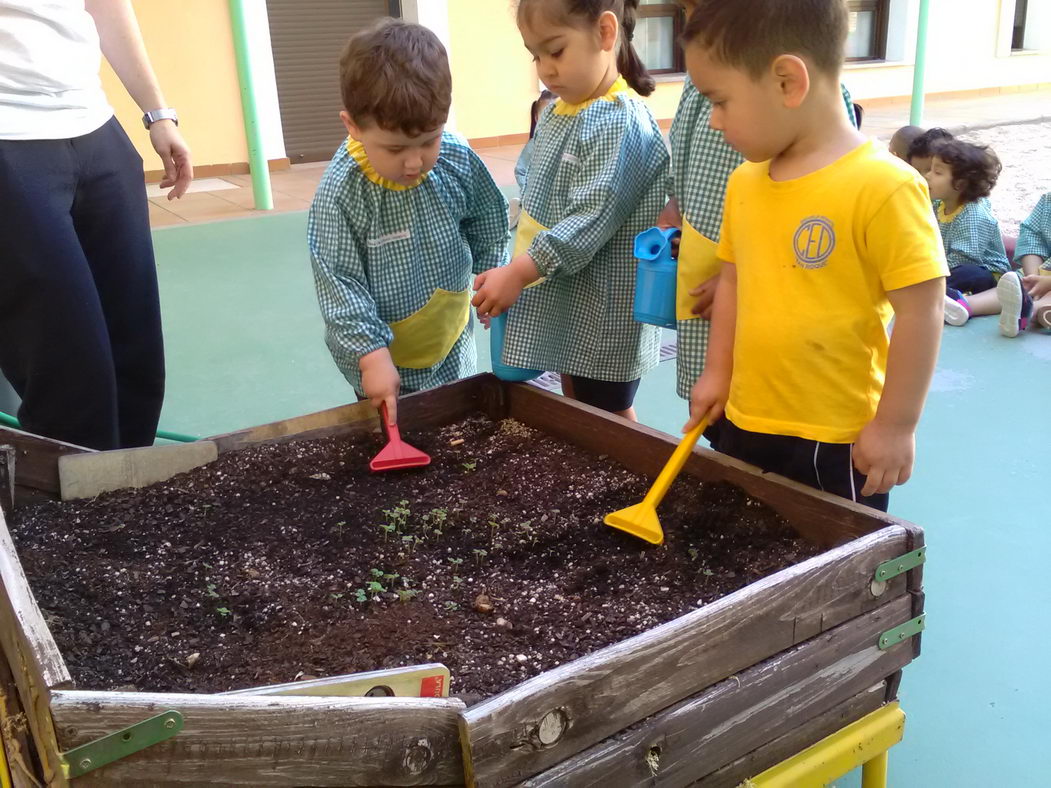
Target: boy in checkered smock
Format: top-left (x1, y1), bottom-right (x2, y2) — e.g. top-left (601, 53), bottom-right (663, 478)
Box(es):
top-left (308, 20), bottom-right (508, 421)
top-left (665, 64), bottom-right (858, 400)
top-left (951, 192), bottom-right (1051, 337)
top-left (473, 0), bottom-right (668, 419)
top-left (925, 140), bottom-right (1014, 329)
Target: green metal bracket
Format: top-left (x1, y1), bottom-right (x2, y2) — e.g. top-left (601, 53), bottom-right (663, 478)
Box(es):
top-left (61, 710), bottom-right (183, 780)
top-left (879, 614), bottom-right (926, 650)
top-left (874, 547), bottom-right (926, 583)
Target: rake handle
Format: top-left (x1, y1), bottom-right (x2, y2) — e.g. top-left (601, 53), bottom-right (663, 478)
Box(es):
top-left (379, 402), bottom-right (401, 442)
top-left (641, 418), bottom-right (708, 509)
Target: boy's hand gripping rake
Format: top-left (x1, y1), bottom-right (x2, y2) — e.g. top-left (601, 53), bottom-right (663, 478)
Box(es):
top-left (603, 418), bottom-right (708, 545)
top-left (369, 402), bottom-right (431, 473)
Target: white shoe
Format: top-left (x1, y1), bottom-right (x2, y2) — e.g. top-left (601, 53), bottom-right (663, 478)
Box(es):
top-left (997, 271), bottom-right (1029, 338)
top-left (943, 295), bottom-right (969, 326)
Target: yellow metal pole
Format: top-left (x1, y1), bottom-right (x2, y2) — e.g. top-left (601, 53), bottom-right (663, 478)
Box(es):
top-left (862, 751), bottom-right (889, 788)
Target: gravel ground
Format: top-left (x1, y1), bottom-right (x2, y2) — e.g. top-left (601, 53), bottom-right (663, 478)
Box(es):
top-left (959, 121), bottom-right (1051, 237)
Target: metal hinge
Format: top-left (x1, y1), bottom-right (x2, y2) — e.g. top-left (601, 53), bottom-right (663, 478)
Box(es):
top-left (874, 547), bottom-right (926, 583)
top-left (60, 710), bottom-right (183, 780)
top-left (878, 614), bottom-right (926, 650)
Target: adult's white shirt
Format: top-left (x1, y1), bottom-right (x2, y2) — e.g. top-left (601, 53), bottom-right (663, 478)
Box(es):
top-left (0, 0), bottom-right (112, 140)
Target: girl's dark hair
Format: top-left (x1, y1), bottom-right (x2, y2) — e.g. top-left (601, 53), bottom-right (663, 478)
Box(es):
top-left (529, 90), bottom-right (556, 138)
top-left (936, 140), bottom-right (1001, 204)
top-left (906, 127), bottom-right (953, 162)
top-left (518, 0), bottom-right (656, 96)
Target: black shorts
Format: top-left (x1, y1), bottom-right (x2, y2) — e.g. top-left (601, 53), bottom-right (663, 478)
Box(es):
top-left (564, 375), bottom-right (641, 413)
top-left (947, 264), bottom-right (996, 295)
top-left (704, 418), bottom-right (889, 512)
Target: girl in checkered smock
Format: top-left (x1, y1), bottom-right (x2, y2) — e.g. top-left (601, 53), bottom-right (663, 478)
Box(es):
top-left (472, 0), bottom-right (669, 419)
top-left (944, 192), bottom-right (1051, 337)
top-left (665, 52), bottom-right (859, 400)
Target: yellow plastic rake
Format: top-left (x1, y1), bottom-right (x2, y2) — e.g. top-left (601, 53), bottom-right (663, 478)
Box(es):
top-left (603, 418), bottom-right (708, 545)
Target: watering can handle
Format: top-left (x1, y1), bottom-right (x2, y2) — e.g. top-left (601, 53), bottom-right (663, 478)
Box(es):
top-left (641, 418), bottom-right (708, 509)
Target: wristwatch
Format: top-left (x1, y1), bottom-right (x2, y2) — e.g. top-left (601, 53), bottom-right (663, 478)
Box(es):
top-left (142, 108), bottom-right (179, 129)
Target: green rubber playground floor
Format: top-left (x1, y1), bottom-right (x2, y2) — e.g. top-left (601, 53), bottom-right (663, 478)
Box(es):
top-left (154, 211), bottom-right (1047, 786)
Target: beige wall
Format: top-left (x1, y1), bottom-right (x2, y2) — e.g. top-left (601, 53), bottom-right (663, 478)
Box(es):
top-left (445, 0), bottom-right (683, 142)
top-left (100, 1), bottom-right (248, 173)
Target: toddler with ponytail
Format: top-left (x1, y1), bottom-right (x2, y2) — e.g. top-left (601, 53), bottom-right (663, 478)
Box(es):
top-left (472, 0), bottom-right (669, 419)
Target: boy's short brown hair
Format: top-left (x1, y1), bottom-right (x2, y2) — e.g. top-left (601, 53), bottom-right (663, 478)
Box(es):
top-left (682, 0), bottom-right (848, 78)
top-left (340, 19), bottom-right (451, 135)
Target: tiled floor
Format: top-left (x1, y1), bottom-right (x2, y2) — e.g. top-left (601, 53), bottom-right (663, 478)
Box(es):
top-left (148, 88), bottom-right (1051, 228)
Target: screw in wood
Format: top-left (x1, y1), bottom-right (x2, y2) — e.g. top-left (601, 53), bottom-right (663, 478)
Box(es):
top-left (79, 758), bottom-right (92, 770)
top-left (537, 709), bottom-right (568, 746)
top-left (164, 718), bottom-right (176, 729)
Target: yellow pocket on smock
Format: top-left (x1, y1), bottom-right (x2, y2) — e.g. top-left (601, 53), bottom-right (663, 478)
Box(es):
top-left (388, 288), bottom-right (471, 369)
top-left (676, 218), bottom-right (721, 321)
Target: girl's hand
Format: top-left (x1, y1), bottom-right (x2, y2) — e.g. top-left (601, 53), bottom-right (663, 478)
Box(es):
top-left (472, 256), bottom-right (539, 317)
top-left (853, 420), bottom-right (915, 497)
top-left (359, 348), bottom-right (400, 424)
top-left (689, 274), bottom-right (720, 319)
top-left (683, 369), bottom-right (730, 432)
top-left (1023, 274), bottom-right (1051, 300)
top-left (656, 198), bottom-right (682, 231)
top-left (149, 120), bottom-right (193, 199)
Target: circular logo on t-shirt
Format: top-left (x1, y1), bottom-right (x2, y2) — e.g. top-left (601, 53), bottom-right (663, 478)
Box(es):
top-left (793, 216), bottom-right (836, 269)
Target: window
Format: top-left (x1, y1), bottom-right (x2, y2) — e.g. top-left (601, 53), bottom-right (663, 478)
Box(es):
top-left (634, 1), bottom-right (685, 75)
top-left (845, 0), bottom-right (889, 61)
top-left (1012, 0), bottom-right (1028, 50)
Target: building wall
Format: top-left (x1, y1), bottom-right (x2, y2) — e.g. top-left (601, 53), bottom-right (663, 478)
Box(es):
top-left (100, 1), bottom-right (249, 174)
top-left (100, 0), bottom-right (1051, 173)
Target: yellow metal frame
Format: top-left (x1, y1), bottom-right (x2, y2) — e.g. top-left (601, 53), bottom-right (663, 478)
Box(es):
top-left (742, 702), bottom-right (905, 788)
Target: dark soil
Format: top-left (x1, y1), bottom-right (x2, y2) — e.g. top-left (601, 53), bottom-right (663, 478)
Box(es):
top-left (11, 416), bottom-right (821, 700)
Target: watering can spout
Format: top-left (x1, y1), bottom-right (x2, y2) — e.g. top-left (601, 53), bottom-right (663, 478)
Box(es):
top-left (633, 226), bottom-right (678, 263)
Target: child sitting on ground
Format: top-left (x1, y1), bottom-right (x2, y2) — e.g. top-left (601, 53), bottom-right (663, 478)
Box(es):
top-left (682, 0), bottom-right (947, 512)
top-left (956, 193), bottom-right (1051, 337)
top-left (906, 127), bottom-right (953, 175)
top-left (308, 20), bottom-right (509, 423)
top-left (927, 140), bottom-right (1011, 326)
top-left (889, 125), bottom-right (924, 161)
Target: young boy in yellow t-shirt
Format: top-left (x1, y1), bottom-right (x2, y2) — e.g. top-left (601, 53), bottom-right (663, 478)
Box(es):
top-left (682, 0), bottom-right (948, 512)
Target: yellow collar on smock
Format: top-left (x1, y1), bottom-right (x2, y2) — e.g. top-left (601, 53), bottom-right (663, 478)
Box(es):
top-left (553, 76), bottom-right (631, 116)
top-left (936, 200), bottom-right (965, 224)
top-left (346, 138), bottom-right (427, 191)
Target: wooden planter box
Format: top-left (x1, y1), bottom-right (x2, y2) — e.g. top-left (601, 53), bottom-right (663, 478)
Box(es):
top-left (0, 375), bottom-right (924, 787)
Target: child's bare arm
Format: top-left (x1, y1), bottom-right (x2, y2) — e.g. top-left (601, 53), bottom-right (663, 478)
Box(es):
top-left (684, 261), bottom-right (736, 431)
top-left (1018, 254), bottom-right (1044, 277)
top-left (853, 277), bottom-right (944, 496)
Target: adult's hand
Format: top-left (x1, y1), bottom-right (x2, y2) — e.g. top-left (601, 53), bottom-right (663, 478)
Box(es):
top-left (149, 120), bottom-right (193, 199)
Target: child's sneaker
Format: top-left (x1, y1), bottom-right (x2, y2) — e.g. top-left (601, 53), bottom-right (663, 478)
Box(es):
top-left (943, 287), bottom-right (971, 326)
top-left (997, 271), bottom-right (1033, 338)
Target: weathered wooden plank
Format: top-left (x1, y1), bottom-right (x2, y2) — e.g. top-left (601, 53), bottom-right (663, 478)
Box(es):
top-left (51, 691), bottom-right (466, 787)
top-left (506, 385), bottom-right (910, 549)
top-left (459, 526), bottom-right (910, 787)
top-left (0, 426), bottom-right (91, 495)
top-left (207, 376), bottom-right (488, 454)
top-left (0, 511), bottom-right (72, 785)
top-left (522, 595), bottom-right (916, 786)
top-left (0, 651), bottom-right (43, 787)
top-left (694, 683), bottom-right (888, 788)
top-left (58, 441), bottom-right (219, 501)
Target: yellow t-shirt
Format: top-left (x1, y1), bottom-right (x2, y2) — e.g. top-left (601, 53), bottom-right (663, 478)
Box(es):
top-left (717, 141), bottom-right (948, 444)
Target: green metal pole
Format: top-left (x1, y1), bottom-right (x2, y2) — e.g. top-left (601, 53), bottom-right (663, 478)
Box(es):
top-left (910, 0), bottom-right (932, 126)
top-left (229, 0), bottom-right (274, 210)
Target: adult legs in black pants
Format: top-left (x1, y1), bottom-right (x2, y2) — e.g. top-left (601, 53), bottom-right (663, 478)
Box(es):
top-left (0, 118), bottom-right (164, 450)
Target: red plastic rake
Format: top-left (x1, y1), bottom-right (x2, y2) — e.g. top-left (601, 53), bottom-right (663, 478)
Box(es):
top-left (369, 402), bottom-right (431, 473)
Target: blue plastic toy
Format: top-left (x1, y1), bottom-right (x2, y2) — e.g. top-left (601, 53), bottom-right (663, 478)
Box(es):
top-left (633, 226), bottom-right (680, 329)
top-left (489, 311), bottom-right (542, 382)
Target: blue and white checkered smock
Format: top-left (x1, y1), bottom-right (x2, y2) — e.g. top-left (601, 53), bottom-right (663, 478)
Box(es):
top-left (1016, 193), bottom-right (1051, 271)
top-left (934, 198), bottom-right (1009, 274)
top-left (308, 131), bottom-right (509, 395)
top-left (503, 78), bottom-right (668, 381)
top-left (670, 80), bottom-right (858, 398)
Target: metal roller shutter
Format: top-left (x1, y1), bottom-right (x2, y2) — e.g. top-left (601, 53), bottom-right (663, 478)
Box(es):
top-left (267, 0), bottom-right (394, 163)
